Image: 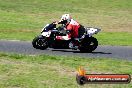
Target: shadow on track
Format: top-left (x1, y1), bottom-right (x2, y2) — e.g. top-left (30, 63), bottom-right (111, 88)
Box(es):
top-left (52, 49), bottom-right (112, 54)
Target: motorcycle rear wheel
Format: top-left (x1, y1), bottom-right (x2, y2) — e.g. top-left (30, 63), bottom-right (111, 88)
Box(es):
top-left (79, 37), bottom-right (98, 52)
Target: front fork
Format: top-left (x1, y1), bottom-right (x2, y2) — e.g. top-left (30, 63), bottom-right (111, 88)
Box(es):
top-left (48, 32), bottom-right (57, 47)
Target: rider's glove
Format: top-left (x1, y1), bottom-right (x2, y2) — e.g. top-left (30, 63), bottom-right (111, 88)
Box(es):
top-left (53, 21), bottom-right (58, 24)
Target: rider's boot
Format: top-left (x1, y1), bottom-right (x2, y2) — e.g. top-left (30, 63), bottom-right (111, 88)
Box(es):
top-left (69, 39), bottom-right (78, 50)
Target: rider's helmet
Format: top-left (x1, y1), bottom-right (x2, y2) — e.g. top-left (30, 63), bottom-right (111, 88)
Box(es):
top-left (59, 14), bottom-right (72, 24)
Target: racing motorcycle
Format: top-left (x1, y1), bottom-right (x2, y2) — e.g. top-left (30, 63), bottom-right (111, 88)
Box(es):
top-left (32, 22), bottom-right (101, 52)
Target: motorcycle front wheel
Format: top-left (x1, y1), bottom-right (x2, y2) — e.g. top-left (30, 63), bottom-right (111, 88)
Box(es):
top-left (32, 35), bottom-right (48, 50)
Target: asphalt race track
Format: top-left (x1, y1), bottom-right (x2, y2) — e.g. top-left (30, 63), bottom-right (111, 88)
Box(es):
top-left (0, 40), bottom-right (132, 60)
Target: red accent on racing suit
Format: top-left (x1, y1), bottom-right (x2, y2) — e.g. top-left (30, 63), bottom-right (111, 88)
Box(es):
top-left (66, 19), bottom-right (80, 38)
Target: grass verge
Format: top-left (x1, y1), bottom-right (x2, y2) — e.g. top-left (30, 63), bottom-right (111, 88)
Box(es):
top-left (0, 52), bottom-right (132, 88)
top-left (95, 32), bottom-right (132, 46)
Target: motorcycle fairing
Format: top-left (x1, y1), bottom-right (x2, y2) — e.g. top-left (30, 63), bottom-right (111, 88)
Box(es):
top-left (56, 34), bottom-right (71, 40)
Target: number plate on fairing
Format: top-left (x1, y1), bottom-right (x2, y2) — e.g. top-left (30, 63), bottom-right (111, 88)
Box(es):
top-left (41, 31), bottom-right (51, 37)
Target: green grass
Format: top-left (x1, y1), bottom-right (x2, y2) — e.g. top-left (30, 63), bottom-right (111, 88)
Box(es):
top-left (96, 32), bottom-right (132, 46)
top-left (0, 52), bottom-right (132, 88)
top-left (0, 0), bottom-right (132, 45)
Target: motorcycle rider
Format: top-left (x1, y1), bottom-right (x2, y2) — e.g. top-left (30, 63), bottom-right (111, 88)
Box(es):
top-left (54, 14), bottom-right (84, 49)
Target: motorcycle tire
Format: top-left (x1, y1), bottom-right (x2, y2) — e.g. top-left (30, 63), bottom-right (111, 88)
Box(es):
top-left (32, 35), bottom-right (48, 50)
top-left (79, 37), bottom-right (98, 53)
